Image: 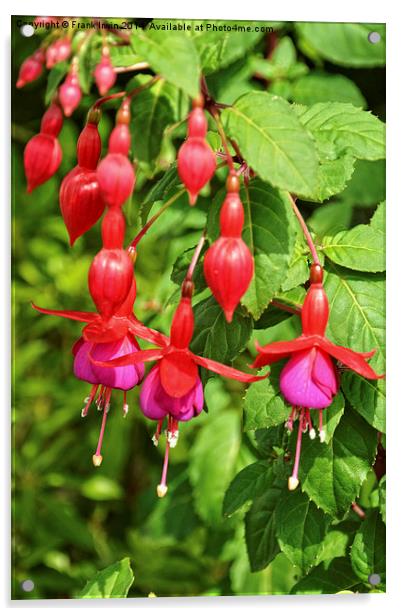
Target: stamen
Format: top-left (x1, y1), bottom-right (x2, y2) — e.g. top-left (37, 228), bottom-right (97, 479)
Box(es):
top-left (288, 408), bottom-right (304, 491)
top-left (81, 384), bottom-right (98, 417)
top-left (167, 416), bottom-right (179, 448)
top-left (305, 410), bottom-right (316, 440)
top-left (96, 385), bottom-right (106, 410)
top-left (319, 409), bottom-right (326, 443)
top-left (156, 440), bottom-right (170, 498)
top-left (285, 406), bottom-right (296, 432)
top-left (92, 388), bottom-right (112, 467)
top-left (152, 419), bottom-right (164, 447)
top-left (123, 391), bottom-right (129, 417)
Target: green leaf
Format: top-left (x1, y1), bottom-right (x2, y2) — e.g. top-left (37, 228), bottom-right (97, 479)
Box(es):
top-left (341, 160), bottom-right (386, 207)
top-left (188, 412), bottom-right (241, 525)
top-left (77, 558), bottom-right (134, 599)
top-left (254, 287), bottom-right (305, 329)
top-left (275, 491), bottom-right (330, 572)
top-left (370, 200), bottom-right (385, 232)
top-left (291, 72), bottom-right (366, 107)
top-left (132, 25), bottom-right (200, 97)
top-left (171, 245), bottom-right (207, 293)
top-left (299, 410), bottom-right (378, 516)
top-left (223, 460), bottom-right (273, 517)
top-left (143, 163), bottom-right (182, 206)
top-left (308, 200), bottom-right (353, 237)
top-left (319, 393), bottom-right (345, 444)
top-left (251, 37), bottom-right (308, 81)
top-left (350, 510), bottom-right (386, 588)
top-left (222, 92), bottom-right (319, 197)
top-left (295, 23), bottom-right (386, 67)
top-left (322, 224), bottom-right (385, 273)
top-left (191, 21), bottom-right (264, 74)
top-left (291, 557), bottom-right (360, 594)
top-left (297, 102), bottom-right (385, 161)
top-left (313, 155), bottom-right (356, 202)
top-left (243, 364), bottom-right (289, 431)
top-left (130, 78), bottom-right (176, 165)
top-left (109, 45), bottom-right (143, 67)
top-left (191, 296), bottom-right (253, 364)
top-left (45, 62), bottom-right (68, 105)
top-left (324, 266), bottom-right (385, 431)
top-left (80, 476), bottom-right (123, 501)
top-left (378, 476), bottom-right (386, 523)
top-left (245, 474), bottom-right (285, 571)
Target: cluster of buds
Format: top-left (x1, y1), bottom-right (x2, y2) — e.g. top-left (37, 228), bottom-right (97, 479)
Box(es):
top-left (177, 96), bottom-right (216, 205)
top-left (204, 173), bottom-right (254, 322)
top-left (45, 36), bottom-right (72, 69)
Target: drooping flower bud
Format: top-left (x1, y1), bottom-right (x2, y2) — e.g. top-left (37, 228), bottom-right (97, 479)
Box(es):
top-left (40, 101), bottom-right (64, 137)
top-left (59, 63), bottom-right (82, 117)
top-left (46, 36), bottom-right (72, 69)
top-left (101, 206), bottom-right (126, 249)
top-left (88, 248), bottom-right (133, 318)
top-left (16, 48), bottom-right (45, 88)
top-left (204, 175), bottom-right (253, 322)
top-left (177, 102), bottom-right (216, 205)
top-left (24, 133), bottom-right (62, 193)
top-left (76, 113), bottom-right (102, 169)
top-left (94, 50), bottom-right (116, 96)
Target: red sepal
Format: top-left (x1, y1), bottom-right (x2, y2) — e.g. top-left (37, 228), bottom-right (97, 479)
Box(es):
top-left (252, 336), bottom-right (318, 368)
top-left (90, 347), bottom-right (164, 368)
top-left (159, 351), bottom-right (198, 397)
top-left (31, 302), bottom-right (96, 323)
top-left (319, 339), bottom-right (384, 380)
top-left (194, 354), bottom-right (267, 382)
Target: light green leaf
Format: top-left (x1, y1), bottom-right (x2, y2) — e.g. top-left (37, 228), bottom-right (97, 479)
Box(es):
top-left (313, 154), bottom-right (356, 202)
top-left (191, 296), bottom-right (253, 365)
top-left (223, 460), bottom-right (273, 517)
top-left (350, 510), bottom-right (386, 588)
top-left (189, 412), bottom-right (241, 525)
top-left (130, 78), bottom-right (176, 165)
top-left (109, 45), bottom-right (143, 67)
top-left (295, 23), bottom-right (386, 67)
top-left (299, 410), bottom-right (378, 516)
top-left (77, 558), bottom-right (134, 599)
top-left (341, 374), bottom-right (385, 433)
top-left (297, 102), bottom-right (385, 161)
top-left (322, 224), bottom-right (385, 272)
top-left (80, 476), bottom-right (123, 501)
top-left (222, 92), bottom-right (319, 197)
top-left (291, 557), bottom-right (360, 594)
top-left (132, 25), bottom-right (200, 97)
top-left (245, 475), bottom-right (285, 571)
top-left (370, 201), bottom-right (385, 232)
top-left (291, 72), bottom-right (366, 107)
top-left (378, 476), bottom-right (386, 523)
top-left (243, 364), bottom-right (289, 431)
top-left (275, 491), bottom-right (330, 572)
top-left (318, 392), bottom-right (345, 444)
top-left (308, 200), bottom-right (353, 238)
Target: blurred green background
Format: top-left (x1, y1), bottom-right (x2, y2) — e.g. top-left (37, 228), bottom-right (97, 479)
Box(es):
top-left (11, 18), bottom-right (385, 599)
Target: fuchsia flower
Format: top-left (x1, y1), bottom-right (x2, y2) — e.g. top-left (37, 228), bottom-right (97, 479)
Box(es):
top-left (93, 279), bottom-right (266, 497)
top-left (252, 263), bottom-right (384, 491)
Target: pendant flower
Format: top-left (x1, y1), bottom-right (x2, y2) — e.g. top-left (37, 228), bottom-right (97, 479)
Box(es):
top-left (92, 279), bottom-right (266, 497)
top-left (252, 264), bottom-right (384, 491)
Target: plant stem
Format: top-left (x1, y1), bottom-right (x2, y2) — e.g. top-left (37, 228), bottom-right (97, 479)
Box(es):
top-left (270, 300), bottom-right (302, 315)
top-left (91, 76), bottom-right (160, 111)
top-left (287, 193), bottom-right (321, 266)
top-left (210, 109), bottom-right (235, 173)
top-left (114, 62), bottom-right (150, 73)
top-left (186, 231), bottom-right (207, 281)
top-left (128, 189), bottom-right (186, 250)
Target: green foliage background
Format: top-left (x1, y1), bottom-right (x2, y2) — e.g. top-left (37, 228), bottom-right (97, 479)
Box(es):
top-left (12, 17), bottom-right (385, 599)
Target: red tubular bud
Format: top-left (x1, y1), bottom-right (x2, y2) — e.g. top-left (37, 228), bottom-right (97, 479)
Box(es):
top-left (204, 236), bottom-right (254, 323)
top-left (108, 124), bottom-right (131, 156)
top-left (97, 153), bottom-right (135, 208)
top-left (301, 281), bottom-right (329, 336)
top-left (88, 248), bottom-right (133, 318)
top-left (59, 72), bottom-right (82, 117)
top-left (170, 297), bottom-right (195, 348)
top-left (46, 37), bottom-right (71, 69)
top-left (219, 191), bottom-right (244, 236)
top-left (101, 206), bottom-right (126, 249)
top-left (40, 102), bottom-right (64, 137)
top-left (77, 123), bottom-right (102, 169)
top-left (187, 107), bottom-right (208, 139)
top-left (59, 167), bottom-right (105, 245)
top-left (16, 49), bottom-right (45, 88)
top-left (24, 133), bottom-right (62, 192)
top-left (177, 138), bottom-right (216, 206)
top-left (94, 53), bottom-right (116, 96)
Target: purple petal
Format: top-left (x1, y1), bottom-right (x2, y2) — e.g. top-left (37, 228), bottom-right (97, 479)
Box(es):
top-left (139, 365), bottom-right (204, 422)
top-left (280, 348), bottom-right (338, 409)
top-left (73, 340), bottom-right (98, 384)
top-left (91, 335), bottom-right (145, 390)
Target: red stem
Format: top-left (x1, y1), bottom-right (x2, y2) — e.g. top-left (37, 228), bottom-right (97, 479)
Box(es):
top-left (186, 231), bottom-right (206, 280)
top-left (288, 194), bottom-right (321, 266)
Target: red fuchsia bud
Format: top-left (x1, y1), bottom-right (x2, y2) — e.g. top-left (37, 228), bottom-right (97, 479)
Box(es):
top-left (16, 48), bottom-right (45, 88)
top-left (204, 176), bottom-right (254, 322)
top-left (177, 105), bottom-right (216, 205)
top-left (301, 264), bottom-right (329, 336)
top-left (46, 37), bottom-right (71, 69)
top-left (24, 133), bottom-right (62, 193)
top-left (108, 124), bottom-right (131, 156)
top-left (97, 154), bottom-right (135, 208)
top-left (77, 120), bottom-right (102, 169)
top-left (40, 101), bottom-right (64, 137)
top-left (94, 51), bottom-right (116, 96)
top-left (59, 166), bottom-right (105, 245)
top-left (88, 248), bottom-right (133, 318)
top-left (59, 68), bottom-right (82, 117)
top-left (101, 206), bottom-right (126, 249)
top-left (170, 288), bottom-right (195, 349)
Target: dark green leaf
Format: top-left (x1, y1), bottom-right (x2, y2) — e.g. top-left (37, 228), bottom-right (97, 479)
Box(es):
top-left (308, 200), bottom-right (353, 237)
top-left (340, 160), bottom-right (386, 207)
top-left (223, 460), bottom-right (273, 517)
top-left (350, 509), bottom-right (386, 588)
top-left (77, 558), bottom-right (134, 599)
top-left (291, 557), bottom-right (360, 594)
top-left (378, 476), bottom-right (386, 523)
top-left (243, 364), bottom-right (289, 431)
top-left (291, 72), bottom-right (366, 107)
top-left (45, 62), bottom-right (69, 105)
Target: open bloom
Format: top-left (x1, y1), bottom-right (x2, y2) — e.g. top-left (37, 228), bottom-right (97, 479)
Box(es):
top-left (252, 264), bottom-right (384, 491)
top-left (93, 279), bottom-right (266, 497)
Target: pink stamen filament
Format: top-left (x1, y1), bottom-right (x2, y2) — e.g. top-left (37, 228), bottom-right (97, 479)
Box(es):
top-left (319, 409), bottom-right (323, 432)
top-left (152, 419), bottom-right (164, 446)
top-left (157, 440), bottom-right (170, 497)
top-left (81, 384), bottom-right (98, 417)
top-left (286, 406), bottom-right (296, 431)
top-left (96, 385), bottom-right (106, 410)
top-left (94, 388), bottom-right (111, 460)
top-left (290, 408), bottom-right (305, 487)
